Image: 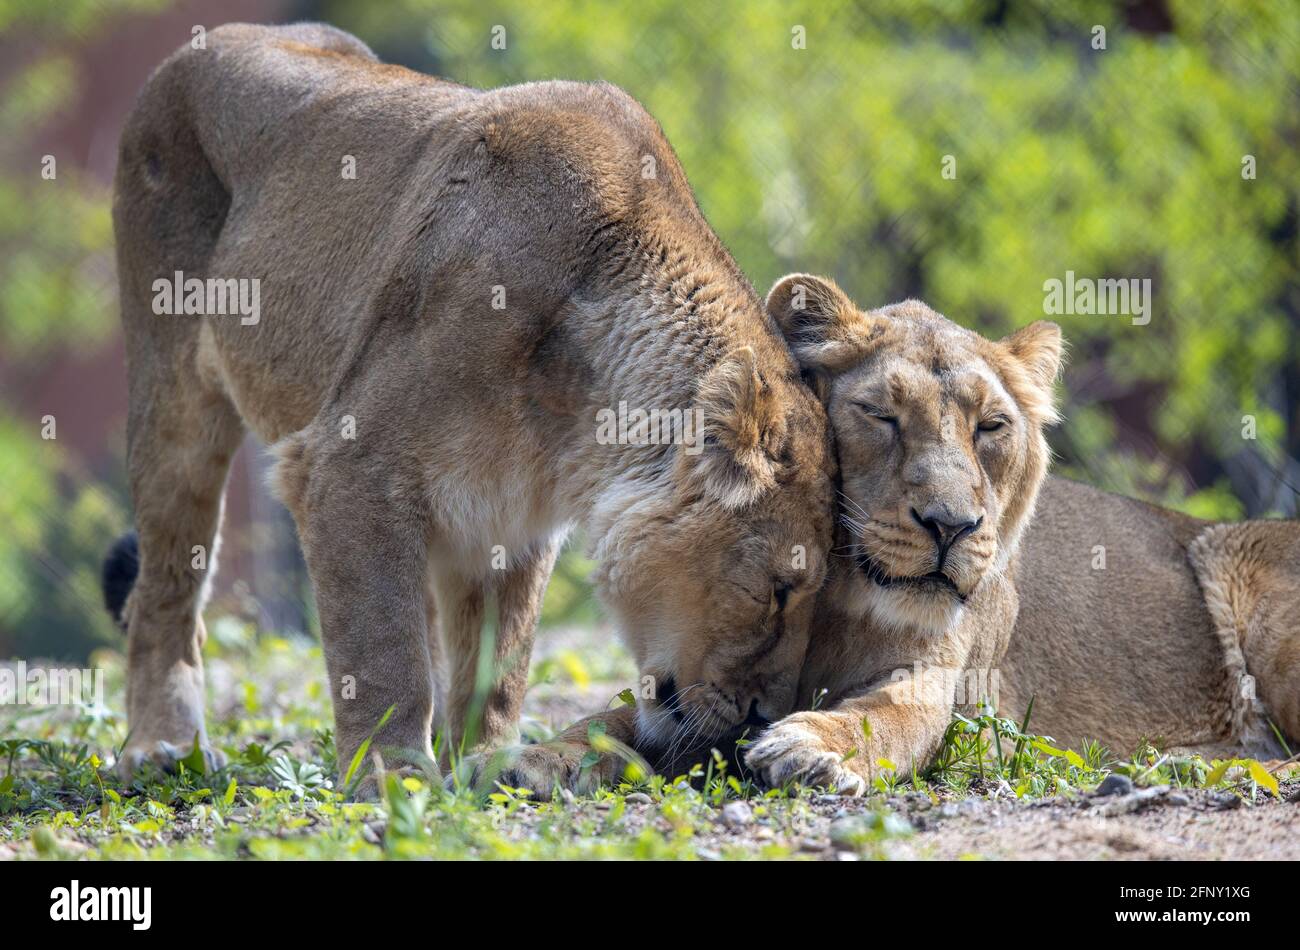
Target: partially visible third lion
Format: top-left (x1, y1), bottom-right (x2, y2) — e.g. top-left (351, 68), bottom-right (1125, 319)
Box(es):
top-left (749, 276), bottom-right (1300, 791)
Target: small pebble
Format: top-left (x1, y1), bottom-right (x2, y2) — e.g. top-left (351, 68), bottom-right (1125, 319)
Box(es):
top-left (1097, 785), bottom-right (1169, 817)
top-left (828, 815), bottom-right (872, 849)
top-left (1211, 792), bottom-right (1242, 810)
top-left (1094, 774), bottom-right (1134, 797)
top-left (721, 801), bottom-right (753, 827)
top-left (1166, 793), bottom-right (1191, 807)
top-left (625, 792), bottom-right (653, 805)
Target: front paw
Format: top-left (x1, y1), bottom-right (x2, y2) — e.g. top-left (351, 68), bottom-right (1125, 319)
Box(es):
top-left (744, 714), bottom-right (867, 796)
top-left (116, 736), bottom-right (226, 782)
top-left (453, 741), bottom-right (609, 797)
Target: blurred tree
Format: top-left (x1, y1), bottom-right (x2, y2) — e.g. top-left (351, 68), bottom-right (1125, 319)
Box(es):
top-left (0, 0), bottom-right (164, 659)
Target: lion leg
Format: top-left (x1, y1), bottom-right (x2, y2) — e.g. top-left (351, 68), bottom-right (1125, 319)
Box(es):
top-left (435, 539), bottom-right (560, 759)
top-left (424, 572), bottom-right (450, 753)
top-left (746, 678), bottom-right (952, 796)
top-left (112, 27), bottom-right (250, 779)
top-left (429, 568), bottom-right (486, 762)
top-left (485, 539), bottom-right (561, 739)
top-left (276, 434), bottom-right (435, 790)
top-left (117, 363), bottom-right (245, 779)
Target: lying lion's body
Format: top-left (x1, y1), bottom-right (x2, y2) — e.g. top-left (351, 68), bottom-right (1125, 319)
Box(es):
top-left (110, 23), bottom-right (833, 782)
top-left (515, 285), bottom-right (1299, 794)
top-left (1005, 476), bottom-right (1300, 757)
top-left (752, 290), bottom-right (1300, 788)
top-left (777, 475), bottom-right (1300, 786)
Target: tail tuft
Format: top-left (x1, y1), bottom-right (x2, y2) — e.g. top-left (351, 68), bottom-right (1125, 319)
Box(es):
top-left (102, 531), bottom-right (139, 627)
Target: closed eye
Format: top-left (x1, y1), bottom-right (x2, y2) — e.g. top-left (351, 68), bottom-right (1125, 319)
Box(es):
top-left (773, 581), bottom-right (793, 612)
top-left (977, 417), bottom-right (1008, 433)
top-left (766, 580), bottom-right (795, 623)
top-left (856, 403), bottom-right (899, 429)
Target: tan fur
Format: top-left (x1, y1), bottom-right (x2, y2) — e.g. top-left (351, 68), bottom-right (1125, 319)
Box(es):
top-left (498, 279), bottom-right (1057, 792)
top-left (1186, 521), bottom-right (1300, 752)
top-left (751, 280), bottom-right (1300, 789)
top-left (1003, 500), bottom-right (1300, 758)
top-left (111, 24), bottom-right (835, 784)
top-left (743, 278), bottom-right (1061, 792)
top-left (509, 277), bottom-right (1300, 795)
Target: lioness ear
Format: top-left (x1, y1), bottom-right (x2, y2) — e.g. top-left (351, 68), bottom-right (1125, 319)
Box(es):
top-left (999, 320), bottom-right (1064, 422)
top-left (765, 273), bottom-right (881, 378)
top-left (679, 346), bottom-right (783, 509)
top-left (1002, 320), bottom-right (1063, 388)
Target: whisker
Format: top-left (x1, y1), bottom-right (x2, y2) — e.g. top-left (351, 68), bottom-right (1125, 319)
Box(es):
top-left (659, 682), bottom-right (708, 766)
top-left (836, 489), bottom-right (871, 521)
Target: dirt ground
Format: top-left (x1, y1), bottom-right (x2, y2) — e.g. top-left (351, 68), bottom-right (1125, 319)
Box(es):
top-left (528, 627), bottom-right (1300, 861)
top-left (5, 625), bottom-right (1294, 861)
top-left (806, 783), bottom-right (1299, 860)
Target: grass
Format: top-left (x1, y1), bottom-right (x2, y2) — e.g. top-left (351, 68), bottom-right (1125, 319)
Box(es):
top-left (0, 621), bottom-right (1288, 860)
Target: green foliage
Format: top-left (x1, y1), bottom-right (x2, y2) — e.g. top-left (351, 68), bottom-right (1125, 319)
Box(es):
top-left (0, 631), bottom-right (800, 858)
top-left (0, 0), bottom-right (169, 357)
top-left (0, 0), bottom-right (162, 659)
top-left (927, 703), bottom-right (1111, 796)
top-left (0, 415), bottom-right (127, 659)
top-left (539, 544), bottom-right (599, 628)
top-left (0, 632), bottom-right (1295, 858)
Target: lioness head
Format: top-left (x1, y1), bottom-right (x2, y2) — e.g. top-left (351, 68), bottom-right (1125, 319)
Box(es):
top-left (767, 274), bottom-right (1061, 636)
top-left (592, 346), bottom-right (835, 751)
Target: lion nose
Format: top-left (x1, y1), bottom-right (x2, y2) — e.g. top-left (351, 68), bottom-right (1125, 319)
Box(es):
top-left (742, 699), bottom-right (771, 729)
top-left (911, 507), bottom-right (981, 559)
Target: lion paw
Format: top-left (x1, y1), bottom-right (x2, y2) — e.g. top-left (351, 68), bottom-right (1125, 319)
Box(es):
top-left (452, 741), bottom-right (606, 797)
top-left (350, 764), bottom-right (432, 802)
top-left (116, 737), bottom-right (226, 782)
top-left (744, 715), bottom-right (867, 796)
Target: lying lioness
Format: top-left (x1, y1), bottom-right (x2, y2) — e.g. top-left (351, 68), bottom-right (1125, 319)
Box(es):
top-left (493, 276), bottom-right (1300, 793)
top-left (105, 23), bottom-right (836, 784)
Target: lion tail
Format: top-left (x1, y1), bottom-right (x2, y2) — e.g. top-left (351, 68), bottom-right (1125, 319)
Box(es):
top-left (101, 530), bottom-right (140, 628)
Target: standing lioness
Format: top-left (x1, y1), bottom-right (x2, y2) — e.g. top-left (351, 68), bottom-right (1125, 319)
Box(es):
top-left (106, 23), bottom-right (834, 784)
